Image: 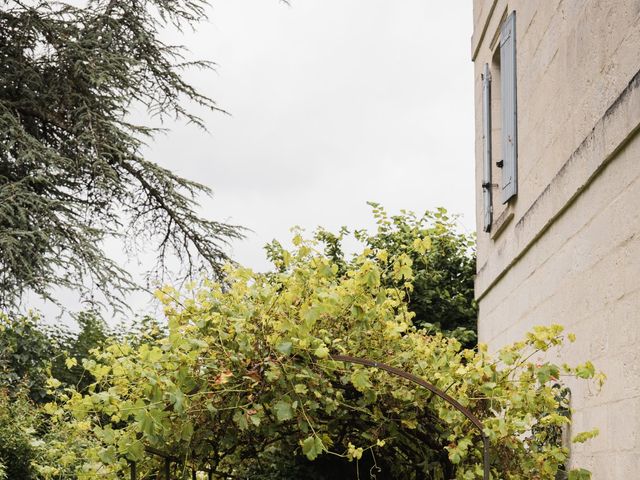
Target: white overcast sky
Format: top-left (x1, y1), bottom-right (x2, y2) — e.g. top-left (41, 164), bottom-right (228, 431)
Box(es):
top-left (150, 0), bottom-right (476, 272)
top-left (36, 1), bottom-right (476, 322)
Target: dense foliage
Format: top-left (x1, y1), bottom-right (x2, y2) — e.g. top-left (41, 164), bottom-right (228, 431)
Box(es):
top-left (0, 309), bottom-right (176, 477)
top-left (0, 0), bottom-right (242, 310)
top-left (38, 233), bottom-right (602, 479)
top-left (0, 313), bottom-right (59, 403)
top-left (278, 204), bottom-right (477, 345)
top-left (0, 311), bottom-right (112, 477)
top-left (359, 206), bottom-right (476, 344)
top-left (0, 389), bottom-right (41, 479)
top-left (0, 311), bottom-right (109, 402)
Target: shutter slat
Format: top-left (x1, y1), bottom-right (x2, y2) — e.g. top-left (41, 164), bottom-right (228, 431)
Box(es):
top-left (482, 63), bottom-right (492, 232)
top-left (500, 11), bottom-right (517, 203)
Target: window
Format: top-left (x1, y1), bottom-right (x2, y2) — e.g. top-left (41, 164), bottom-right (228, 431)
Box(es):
top-left (481, 11), bottom-right (518, 233)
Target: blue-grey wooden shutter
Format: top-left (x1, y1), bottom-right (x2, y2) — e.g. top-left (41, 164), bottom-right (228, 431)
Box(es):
top-left (482, 63), bottom-right (492, 232)
top-left (500, 11), bottom-right (517, 203)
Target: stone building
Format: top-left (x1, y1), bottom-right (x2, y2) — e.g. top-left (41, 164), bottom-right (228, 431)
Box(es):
top-left (471, 1), bottom-right (640, 476)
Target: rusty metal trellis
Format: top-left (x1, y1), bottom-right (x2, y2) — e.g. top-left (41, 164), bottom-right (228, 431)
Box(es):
top-left (130, 355), bottom-right (491, 480)
top-left (328, 354), bottom-right (491, 480)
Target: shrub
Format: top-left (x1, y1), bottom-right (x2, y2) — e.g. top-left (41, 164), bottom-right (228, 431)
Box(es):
top-left (0, 389), bottom-right (39, 479)
top-left (273, 204), bottom-right (477, 346)
top-left (39, 233), bottom-right (602, 479)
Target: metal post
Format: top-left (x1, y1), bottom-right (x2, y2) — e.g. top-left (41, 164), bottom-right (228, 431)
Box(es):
top-left (164, 458), bottom-right (171, 480)
top-left (483, 435), bottom-right (490, 480)
top-left (192, 468), bottom-right (197, 480)
top-left (130, 461), bottom-right (137, 480)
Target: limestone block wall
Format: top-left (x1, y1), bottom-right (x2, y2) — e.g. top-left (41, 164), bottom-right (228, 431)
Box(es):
top-left (479, 122), bottom-right (640, 479)
top-left (471, 1), bottom-right (640, 477)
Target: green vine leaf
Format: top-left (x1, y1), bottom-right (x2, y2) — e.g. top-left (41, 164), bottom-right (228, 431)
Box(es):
top-left (274, 400), bottom-right (294, 422)
top-left (301, 436), bottom-right (324, 461)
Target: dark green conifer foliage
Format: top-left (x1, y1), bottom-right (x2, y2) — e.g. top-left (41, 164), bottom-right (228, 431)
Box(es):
top-left (0, 0), bottom-right (243, 310)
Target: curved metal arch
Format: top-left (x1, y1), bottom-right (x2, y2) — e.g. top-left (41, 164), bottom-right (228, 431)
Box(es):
top-left (131, 356), bottom-right (491, 480)
top-left (328, 354), bottom-right (490, 480)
